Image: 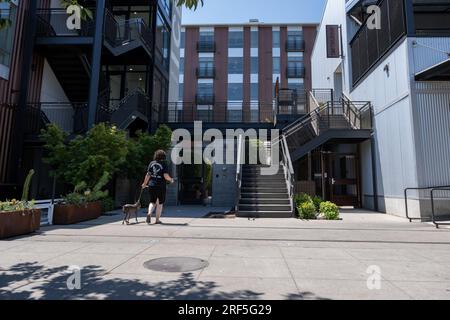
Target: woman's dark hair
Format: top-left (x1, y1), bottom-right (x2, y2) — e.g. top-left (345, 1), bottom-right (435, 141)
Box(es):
top-left (154, 150), bottom-right (167, 162)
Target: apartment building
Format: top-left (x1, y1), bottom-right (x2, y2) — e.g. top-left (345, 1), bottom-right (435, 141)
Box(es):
top-left (172, 22), bottom-right (318, 124)
top-left (0, 0), bottom-right (181, 199)
top-left (309, 0), bottom-right (450, 222)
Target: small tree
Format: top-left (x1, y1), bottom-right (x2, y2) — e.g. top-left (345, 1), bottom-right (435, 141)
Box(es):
top-left (41, 123), bottom-right (129, 189)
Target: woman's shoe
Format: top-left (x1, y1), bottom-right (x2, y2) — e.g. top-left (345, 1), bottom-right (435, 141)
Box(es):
top-left (155, 220), bottom-right (162, 225)
top-left (146, 215), bottom-right (151, 225)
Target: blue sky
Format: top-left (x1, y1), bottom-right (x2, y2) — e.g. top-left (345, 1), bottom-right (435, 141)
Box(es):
top-left (181, 0), bottom-right (327, 25)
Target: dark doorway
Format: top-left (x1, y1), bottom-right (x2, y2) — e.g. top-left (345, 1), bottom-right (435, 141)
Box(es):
top-left (327, 153), bottom-right (359, 207)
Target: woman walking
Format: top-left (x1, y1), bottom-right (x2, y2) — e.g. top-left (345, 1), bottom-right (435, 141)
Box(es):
top-left (142, 150), bottom-right (174, 225)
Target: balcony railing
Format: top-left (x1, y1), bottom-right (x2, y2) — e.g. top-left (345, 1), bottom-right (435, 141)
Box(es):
top-left (197, 41), bottom-right (216, 53)
top-left (165, 102), bottom-right (276, 124)
top-left (286, 66), bottom-right (305, 78)
top-left (36, 9), bottom-right (95, 37)
top-left (286, 39), bottom-right (305, 52)
top-left (104, 10), bottom-right (153, 54)
top-left (196, 67), bottom-right (215, 79)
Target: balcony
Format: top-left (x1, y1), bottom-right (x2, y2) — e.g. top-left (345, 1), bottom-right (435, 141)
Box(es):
top-left (195, 94), bottom-right (215, 105)
top-left (197, 40), bottom-right (216, 53)
top-left (196, 66), bottom-right (215, 79)
top-left (36, 9), bottom-right (95, 38)
top-left (286, 66), bottom-right (305, 78)
top-left (285, 39), bottom-right (305, 52)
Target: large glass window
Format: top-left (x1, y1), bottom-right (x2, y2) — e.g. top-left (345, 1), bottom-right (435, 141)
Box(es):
top-left (180, 57), bottom-right (185, 74)
top-left (0, 1), bottom-right (17, 69)
top-left (179, 83), bottom-right (184, 101)
top-left (251, 57), bottom-right (258, 74)
top-left (250, 83), bottom-right (259, 101)
top-left (228, 83), bottom-right (243, 101)
top-left (228, 57), bottom-right (243, 74)
top-left (180, 31), bottom-right (185, 49)
top-left (251, 30), bottom-right (258, 48)
top-left (197, 83), bottom-right (214, 98)
top-left (155, 13), bottom-right (170, 70)
top-left (272, 30), bottom-right (280, 48)
top-left (273, 57), bottom-right (281, 74)
top-left (228, 31), bottom-right (243, 48)
top-left (199, 31), bottom-right (214, 43)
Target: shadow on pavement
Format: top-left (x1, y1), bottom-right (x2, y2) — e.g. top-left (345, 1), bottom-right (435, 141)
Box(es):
top-left (0, 262), bottom-right (329, 300)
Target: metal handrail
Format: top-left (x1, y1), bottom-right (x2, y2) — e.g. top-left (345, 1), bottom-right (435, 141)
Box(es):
top-left (431, 187), bottom-right (450, 229)
top-left (404, 185), bottom-right (450, 223)
top-left (280, 135), bottom-right (295, 214)
top-left (235, 134), bottom-right (244, 212)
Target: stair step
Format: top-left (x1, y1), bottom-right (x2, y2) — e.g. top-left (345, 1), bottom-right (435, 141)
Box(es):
top-left (241, 187), bottom-right (288, 192)
top-left (239, 204), bottom-right (292, 211)
top-left (240, 193), bottom-right (289, 199)
top-left (237, 211), bottom-right (294, 218)
top-left (239, 198), bottom-right (291, 205)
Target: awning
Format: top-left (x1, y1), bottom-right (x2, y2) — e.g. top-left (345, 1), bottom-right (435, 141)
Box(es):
top-left (415, 58), bottom-right (450, 81)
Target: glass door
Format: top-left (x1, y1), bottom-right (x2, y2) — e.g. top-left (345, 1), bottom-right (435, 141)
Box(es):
top-left (328, 153), bottom-right (359, 207)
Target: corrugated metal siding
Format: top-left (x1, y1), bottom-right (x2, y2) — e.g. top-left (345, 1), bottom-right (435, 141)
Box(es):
top-left (413, 81), bottom-right (450, 187)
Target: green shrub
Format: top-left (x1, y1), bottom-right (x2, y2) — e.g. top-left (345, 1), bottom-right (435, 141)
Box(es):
top-left (298, 202), bottom-right (317, 220)
top-left (294, 193), bottom-right (312, 207)
top-left (63, 172), bottom-right (110, 206)
top-left (101, 197), bottom-right (116, 213)
top-left (320, 201), bottom-right (340, 220)
top-left (312, 196), bottom-right (323, 212)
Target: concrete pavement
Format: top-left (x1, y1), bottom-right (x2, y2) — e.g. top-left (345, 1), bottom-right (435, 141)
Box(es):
top-left (1, 208), bottom-right (450, 300)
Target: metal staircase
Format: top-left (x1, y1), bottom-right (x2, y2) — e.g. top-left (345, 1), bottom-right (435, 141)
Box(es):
top-left (103, 10), bottom-right (153, 57)
top-left (281, 92), bottom-right (373, 162)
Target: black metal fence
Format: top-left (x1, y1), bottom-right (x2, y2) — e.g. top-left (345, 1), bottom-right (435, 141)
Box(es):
top-left (350, 0), bottom-right (406, 86)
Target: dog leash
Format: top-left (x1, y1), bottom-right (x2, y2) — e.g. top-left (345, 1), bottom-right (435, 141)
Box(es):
top-left (136, 186), bottom-right (147, 204)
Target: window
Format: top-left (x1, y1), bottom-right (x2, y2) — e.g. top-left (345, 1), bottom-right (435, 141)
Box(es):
top-left (251, 57), bottom-right (258, 74)
top-left (180, 57), bottom-right (185, 73)
top-left (155, 13), bottom-right (170, 70)
top-left (287, 57), bottom-right (304, 77)
top-left (197, 83), bottom-right (214, 104)
top-left (272, 30), bottom-right (280, 48)
top-left (179, 83), bottom-right (184, 100)
top-left (228, 57), bottom-right (243, 74)
top-left (251, 30), bottom-right (258, 48)
top-left (180, 31), bottom-right (185, 48)
top-left (198, 57), bottom-right (214, 77)
top-left (228, 83), bottom-right (243, 101)
top-left (250, 83), bottom-right (259, 101)
top-left (0, 1), bottom-right (17, 70)
top-left (199, 31), bottom-right (214, 43)
top-left (198, 83), bottom-right (214, 96)
top-left (228, 31), bottom-right (243, 48)
top-left (286, 30), bottom-right (304, 51)
top-left (273, 57), bottom-right (280, 74)
top-left (413, 0), bottom-right (450, 35)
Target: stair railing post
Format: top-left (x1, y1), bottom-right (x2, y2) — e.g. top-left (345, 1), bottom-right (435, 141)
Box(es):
top-left (88, 0), bottom-right (106, 129)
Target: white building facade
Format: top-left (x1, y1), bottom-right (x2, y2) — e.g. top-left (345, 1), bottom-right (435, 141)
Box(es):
top-left (311, 0), bottom-right (450, 220)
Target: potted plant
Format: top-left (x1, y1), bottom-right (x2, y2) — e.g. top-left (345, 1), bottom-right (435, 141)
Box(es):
top-left (53, 172), bottom-right (109, 225)
top-left (0, 170), bottom-right (41, 239)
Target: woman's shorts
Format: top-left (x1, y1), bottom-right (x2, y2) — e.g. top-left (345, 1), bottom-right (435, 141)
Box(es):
top-left (148, 186), bottom-right (166, 204)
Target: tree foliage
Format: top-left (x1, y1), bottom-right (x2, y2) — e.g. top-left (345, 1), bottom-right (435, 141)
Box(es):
top-left (176, 0), bottom-right (204, 10)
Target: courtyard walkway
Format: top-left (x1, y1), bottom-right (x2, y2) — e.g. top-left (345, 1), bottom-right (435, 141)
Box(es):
top-left (1, 208), bottom-right (450, 300)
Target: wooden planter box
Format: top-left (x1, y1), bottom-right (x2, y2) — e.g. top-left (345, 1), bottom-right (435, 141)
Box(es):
top-left (0, 209), bottom-right (41, 239)
top-left (53, 201), bottom-right (102, 225)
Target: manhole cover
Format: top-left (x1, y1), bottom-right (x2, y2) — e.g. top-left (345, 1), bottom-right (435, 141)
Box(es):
top-left (143, 257), bottom-right (209, 273)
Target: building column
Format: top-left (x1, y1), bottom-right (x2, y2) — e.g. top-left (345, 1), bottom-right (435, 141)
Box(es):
top-left (87, 0), bottom-right (106, 128)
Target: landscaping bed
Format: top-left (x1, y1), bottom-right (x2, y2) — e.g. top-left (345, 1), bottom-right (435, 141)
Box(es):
top-left (53, 201), bottom-right (102, 225)
top-left (0, 209), bottom-right (41, 239)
